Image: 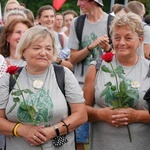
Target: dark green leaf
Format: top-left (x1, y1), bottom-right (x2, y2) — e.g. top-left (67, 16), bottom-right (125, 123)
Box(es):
top-left (112, 100), bottom-right (120, 109)
top-left (105, 81), bottom-right (112, 86)
top-left (126, 91), bottom-right (139, 100)
top-left (11, 90), bottom-right (24, 96)
top-left (118, 73), bottom-right (125, 80)
top-left (7, 103), bottom-right (17, 114)
top-left (13, 97), bottom-right (20, 103)
top-left (111, 73), bottom-right (115, 77)
top-left (20, 103), bottom-right (28, 110)
top-left (115, 66), bottom-right (124, 74)
top-left (28, 106), bottom-right (38, 119)
top-left (101, 65), bottom-right (111, 73)
top-left (100, 86), bottom-right (110, 97)
top-left (120, 80), bottom-right (127, 92)
top-left (111, 86), bottom-right (116, 91)
top-left (105, 89), bottom-right (114, 106)
top-left (23, 89), bottom-right (34, 94)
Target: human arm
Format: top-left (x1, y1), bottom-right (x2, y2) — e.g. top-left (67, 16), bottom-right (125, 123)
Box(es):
top-left (42, 67), bottom-right (87, 142)
top-left (143, 44), bottom-right (150, 59)
top-left (143, 25), bottom-right (150, 59)
top-left (55, 54), bottom-right (73, 70)
top-left (70, 35), bottom-right (112, 65)
top-left (0, 109), bottom-right (47, 146)
top-left (43, 102), bottom-right (87, 143)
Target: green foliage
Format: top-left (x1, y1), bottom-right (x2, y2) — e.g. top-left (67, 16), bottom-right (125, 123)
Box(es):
top-left (8, 88), bottom-right (34, 114)
top-left (1, 0), bottom-right (80, 17)
top-left (100, 63), bottom-right (139, 109)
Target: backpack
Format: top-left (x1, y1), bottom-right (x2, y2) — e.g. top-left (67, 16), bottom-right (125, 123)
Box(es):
top-left (75, 13), bottom-right (114, 49)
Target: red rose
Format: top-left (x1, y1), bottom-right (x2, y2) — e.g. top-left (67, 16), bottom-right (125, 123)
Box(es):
top-left (101, 52), bottom-right (114, 63)
top-left (6, 66), bottom-right (19, 75)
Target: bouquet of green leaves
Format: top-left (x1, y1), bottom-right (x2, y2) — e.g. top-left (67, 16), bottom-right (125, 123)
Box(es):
top-left (100, 52), bottom-right (139, 142)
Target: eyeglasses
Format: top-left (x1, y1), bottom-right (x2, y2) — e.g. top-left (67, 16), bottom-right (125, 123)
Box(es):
top-left (6, 8), bottom-right (20, 12)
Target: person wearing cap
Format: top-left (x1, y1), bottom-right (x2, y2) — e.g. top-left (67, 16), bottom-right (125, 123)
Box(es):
top-left (68, 0), bottom-right (113, 149)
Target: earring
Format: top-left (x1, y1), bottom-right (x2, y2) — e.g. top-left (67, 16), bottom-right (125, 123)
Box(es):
top-left (6, 42), bottom-right (9, 51)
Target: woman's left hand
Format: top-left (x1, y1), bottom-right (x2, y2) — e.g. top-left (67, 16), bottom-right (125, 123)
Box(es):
top-left (111, 108), bottom-right (137, 127)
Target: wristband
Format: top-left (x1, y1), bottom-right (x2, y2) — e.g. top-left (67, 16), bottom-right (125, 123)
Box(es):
top-left (105, 45), bottom-right (113, 52)
top-left (87, 44), bottom-right (93, 52)
top-left (53, 125), bottom-right (60, 137)
top-left (12, 122), bottom-right (22, 136)
top-left (61, 120), bottom-right (70, 134)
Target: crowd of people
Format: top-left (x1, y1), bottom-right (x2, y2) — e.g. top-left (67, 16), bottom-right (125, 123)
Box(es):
top-left (0, 0), bottom-right (150, 150)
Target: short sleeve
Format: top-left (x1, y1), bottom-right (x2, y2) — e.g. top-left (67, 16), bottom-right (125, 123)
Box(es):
top-left (64, 67), bottom-right (85, 103)
top-left (0, 73), bottom-right (10, 109)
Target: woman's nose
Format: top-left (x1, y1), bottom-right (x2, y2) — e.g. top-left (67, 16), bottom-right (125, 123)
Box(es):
top-left (40, 49), bottom-right (46, 55)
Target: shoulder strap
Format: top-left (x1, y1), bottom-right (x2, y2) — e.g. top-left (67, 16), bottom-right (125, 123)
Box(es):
top-left (147, 64), bottom-right (150, 77)
top-left (9, 67), bottom-right (23, 93)
top-left (75, 14), bottom-right (86, 49)
top-left (107, 14), bottom-right (114, 44)
top-left (53, 64), bottom-right (65, 96)
top-left (53, 65), bottom-right (71, 115)
top-left (96, 58), bottom-right (103, 72)
top-left (58, 33), bottom-right (64, 49)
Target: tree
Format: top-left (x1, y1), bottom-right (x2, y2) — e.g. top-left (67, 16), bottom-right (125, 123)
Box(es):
top-left (1, 0), bottom-right (149, 17)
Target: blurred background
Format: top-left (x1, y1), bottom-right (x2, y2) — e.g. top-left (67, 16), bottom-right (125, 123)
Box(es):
top-left (0, 0), bottom-right (150, 17)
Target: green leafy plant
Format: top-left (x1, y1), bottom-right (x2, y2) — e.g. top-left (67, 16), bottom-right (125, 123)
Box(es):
top-left (100, 52), bottom-right (140, 142)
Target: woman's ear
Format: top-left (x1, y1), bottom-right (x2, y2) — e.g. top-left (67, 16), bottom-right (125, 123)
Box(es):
top-left (6, 35), bottom-right (10, 42)
top-left (138, 35), bottom-right (144, 47)
top-left (22, 49), bottom-right (26, 60)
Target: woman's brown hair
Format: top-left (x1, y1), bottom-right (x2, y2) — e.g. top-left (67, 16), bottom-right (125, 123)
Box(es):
top-left (0, 18), bottom-right (33, 57)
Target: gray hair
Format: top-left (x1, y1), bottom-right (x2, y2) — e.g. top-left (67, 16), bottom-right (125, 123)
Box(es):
top-left (16, 25), bottom-right (57, 61)
top-left (110, 12), bottom-right (144, 37)
top-left (4, 0), bottom-right (20, 19)
top-left (5, 9), bottom-right (27, 23)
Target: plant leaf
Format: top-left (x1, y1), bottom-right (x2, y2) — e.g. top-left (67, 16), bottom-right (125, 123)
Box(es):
top-left (100, 86), bottom-right (110, 97)
top-left (111, 73), bottom-right (115, 77)
top-left (23, 89), bottom-right (34, 94)
top-left (120, 80), bottom-right (127, 92)
top-left (28, 106), bottom-right (38, 119)
top-left (7, 103), bottom-right (17, 114)
top-left (111, 85), bottom-right (116, 91)
top-left (115, 66), bottom-right (124, 74)
top-left (11, 90), bottom-right (24, 96)
top-left (101, 65), bottom-right (111, 73)
top-left (105, 81), bottom-right (112, 86)
top-left (13, 97), bottom-right (20, 103)
top-left (126, 91), bottom-right (139, 100)
top-left (112, 100), bottom-right (120, 109)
